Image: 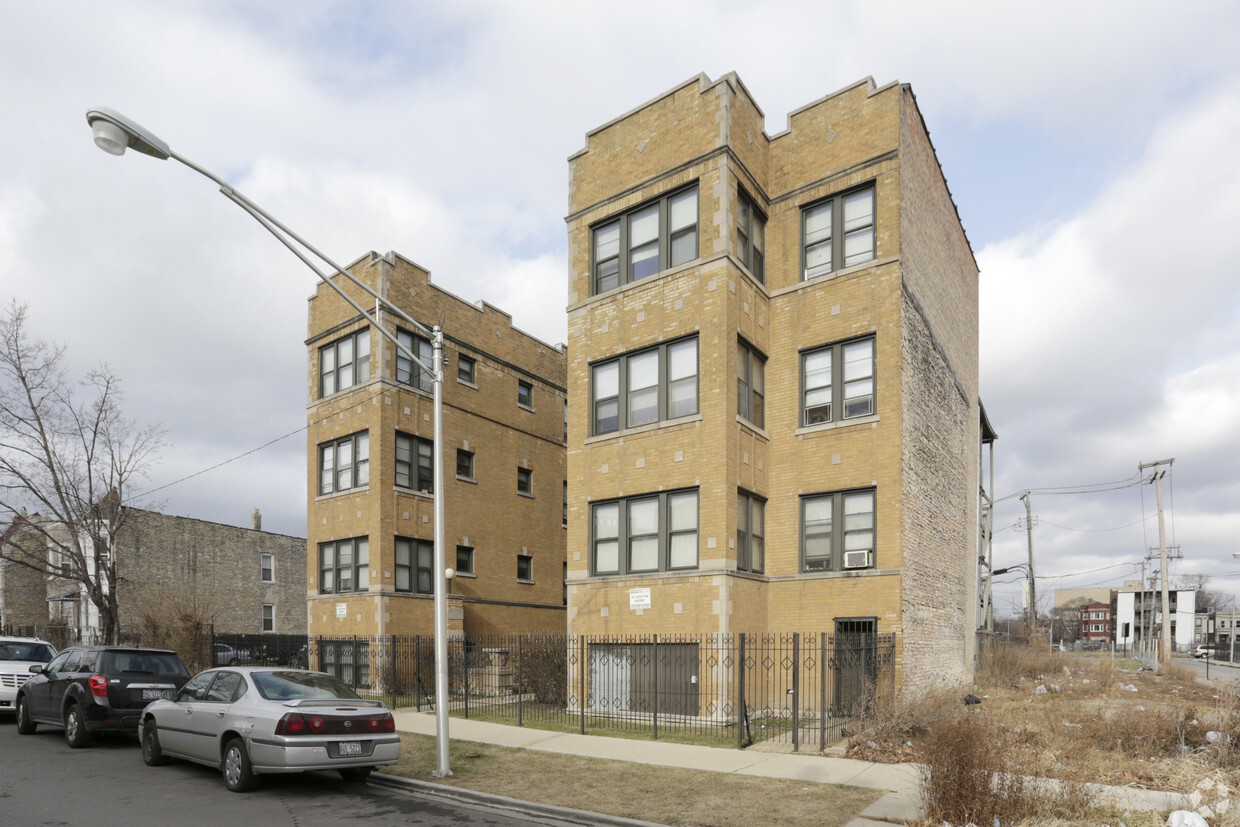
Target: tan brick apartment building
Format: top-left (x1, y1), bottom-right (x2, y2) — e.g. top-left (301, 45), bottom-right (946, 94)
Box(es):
top-left (305, 252), bottom-right (568, 640)
top-left (565, 73), bottom-right (981, 692)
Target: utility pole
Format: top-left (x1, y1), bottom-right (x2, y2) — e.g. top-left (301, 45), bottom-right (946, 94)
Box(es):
top-left (1021, 492), bottom-right (1037, 638)
top-left (1139, 458), bottom-right (1175, 666)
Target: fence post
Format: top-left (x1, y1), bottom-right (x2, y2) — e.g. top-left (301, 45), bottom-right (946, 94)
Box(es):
top-left (737, 633), bottom-right (746, 750)
top-left (820, 633), bottom-right (827, 749)
top-left (578, 635), bottom-right (586, 735)
top-left (517, 636), bottom-right (524, 728)
top-left (414, 636), bottom-right (422, 712)
top-left (792, 632), bottom-right (800, 752)
top-left (652, 633), bottom-right (659, 741)
top-left (861, 632), bottom-right (869, 715)
top-left (462, 638), bottom-right (470, 719)
top-left (389, 634), bottom-right (396, 713)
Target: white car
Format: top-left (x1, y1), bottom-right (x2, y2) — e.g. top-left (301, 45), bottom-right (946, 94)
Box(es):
top-left (0, 636), bottom-right (57, 713)
top-left (138, 667), bottom-right (400, 792)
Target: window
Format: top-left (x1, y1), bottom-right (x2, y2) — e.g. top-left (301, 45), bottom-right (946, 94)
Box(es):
top-left (261, 604), bottom-right (274, 633)
top-left (591, 337), bottom-right (698, 436)
top-left (737, 492), bottom-right (765, 573)
top-left (319, 432), bottom-right (370, 494)
top-left (456, 545), bottom-right (474, 576)
top-left (592, 186), bottom-right (698, 294)
top-left (737, 340), bottom-right (766, 428)
top-left (319, 329), bottom-right (369, 397)
top-left (456, 449), bottom-right (474, 480)
top-left (590, 489), bottom-right (698, 575)
top-left (801, 336), bottom-right (876, 426)
top-left (563, 481), bottom-right (568, 528)
top-left (457, 354), bottom-right (476, 385)
top-left (319, 537), bottom-right (369, 593)
top-left (517, 467), bottom-right (532, 496)
top-left (396, 329), bottom-right (434, 393)
top-left (737, 188), bottom-right (766, 283)
top-left (518, 380), bottom-right (533, 409)
top-left (802, 184), bottom-right (875, 279)
top-left (802, 489), bottom-right (875, 572)
top-left (395, 537), bottom-right (433, 594)
top-left (517, 554), bottom-right (533, 582)
top-left (260, 553), bottom-right (274, 583)
top-left (396, 432), bottom-right (434, 492)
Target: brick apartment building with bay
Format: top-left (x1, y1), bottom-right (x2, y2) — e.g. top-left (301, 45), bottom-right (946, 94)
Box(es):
top-left (564, 73), bottom-right (983, 693)
top-left (301, 72), bottom-right (985, 698)
top-left (305, 252), bottom-right (568, 639)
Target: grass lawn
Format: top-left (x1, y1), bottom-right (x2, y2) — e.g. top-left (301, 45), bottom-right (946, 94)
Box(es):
top-left (379, 732), bottom-right (883, 826)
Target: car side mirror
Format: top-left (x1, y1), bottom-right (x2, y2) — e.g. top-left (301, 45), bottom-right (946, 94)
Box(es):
top-left (28, 664), bottom-right (44, 674)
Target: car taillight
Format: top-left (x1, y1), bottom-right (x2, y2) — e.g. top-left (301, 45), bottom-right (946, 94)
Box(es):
top-left (275, 712), bottom-right (306, 735)
top-left (369, 713), bottom-right (395, 732)
top-left (307, 715), bottom-right (326, 734)
top-left (89, 675), bottom-right (108, 698)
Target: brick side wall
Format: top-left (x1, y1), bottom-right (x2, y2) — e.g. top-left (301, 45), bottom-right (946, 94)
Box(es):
top-left (898, 293), bottom-right (972, 691)
top-left (117, 508), bottom-right (306, 635)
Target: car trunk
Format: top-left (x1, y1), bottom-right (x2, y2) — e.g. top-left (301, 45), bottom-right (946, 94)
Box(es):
top-left (97, 650), bottom-right (187, 708)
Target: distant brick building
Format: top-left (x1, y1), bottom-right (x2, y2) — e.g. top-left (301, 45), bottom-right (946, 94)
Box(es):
top-left (3, 507), bottom-right (305, 640)
top-left (305, 251), bottom-right (568, 639)
top-left (1078, 602), bottom-right (1113, 644)
top-left (564, 73), bottom-right (982, 694)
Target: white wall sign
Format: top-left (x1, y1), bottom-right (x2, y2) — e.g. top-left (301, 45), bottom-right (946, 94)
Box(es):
top-left (629, 588), bottom-right (651, 610)
top-left (336, 602), bottom-right (347, 618)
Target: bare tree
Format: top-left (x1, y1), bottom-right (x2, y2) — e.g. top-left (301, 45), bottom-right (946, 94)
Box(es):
top-left (0, 301), bottom-right (164, 643)
top-left (1177, 573), bottom-right (1229, 612)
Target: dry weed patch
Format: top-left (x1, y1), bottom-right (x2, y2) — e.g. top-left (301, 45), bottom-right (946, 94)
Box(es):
top-left (851, 645), bottom-right (1240, 824)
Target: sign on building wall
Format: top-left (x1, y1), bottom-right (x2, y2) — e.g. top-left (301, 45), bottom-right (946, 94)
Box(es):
top-left (629, 588), bottom-right (651, 611)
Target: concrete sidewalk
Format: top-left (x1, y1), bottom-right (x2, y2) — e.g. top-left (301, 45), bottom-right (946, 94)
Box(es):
top-left (389, 710), bottom-right (1198, 826)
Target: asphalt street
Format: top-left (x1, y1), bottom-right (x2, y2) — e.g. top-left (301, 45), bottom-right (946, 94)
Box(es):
top-left (0, 718), bottom-right (560, 826)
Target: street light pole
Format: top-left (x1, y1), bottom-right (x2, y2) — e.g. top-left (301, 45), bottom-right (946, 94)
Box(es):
top-left (85, 106), bottom-right (453, 777)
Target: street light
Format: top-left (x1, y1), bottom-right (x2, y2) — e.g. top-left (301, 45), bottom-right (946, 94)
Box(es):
top-left (85, 106), bottom-right (454, 777)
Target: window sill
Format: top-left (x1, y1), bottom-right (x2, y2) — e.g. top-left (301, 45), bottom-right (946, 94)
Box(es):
top-left (518, 403), bottom-right (536, 414)
top-left (457, 379), bottom-right (478, 390)
top-left (736, 416), bottom-right (769, 440)
top-left (518, 491), bottom-right (535, 499)
top-left (766, 254), bottom-right (899, 299)
top-left (395, 487), bottom-right (435, 500)
top-left (586, 413), bottom-right (702, 444)
top-left (314, 486), bottom-right (370, 503)
top-left (582, 256), bottom-right (705, 304)
top-left (456, 475), bottom-right (476, 484)
top-left (795, 413), bottom-right (880, 437)
top-left (517, 579), bottom-right (535, 586)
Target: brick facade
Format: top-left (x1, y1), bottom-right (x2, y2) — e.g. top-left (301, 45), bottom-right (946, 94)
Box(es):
top-left (305, 252), bottom-right (568, 639)
top-left (116, 508), bottom-right (306, 635)
top-left (565, 73), bottom-right (981, 695)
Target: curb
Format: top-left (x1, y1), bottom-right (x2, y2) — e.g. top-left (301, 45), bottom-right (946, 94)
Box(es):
top-left (370, 771), bottom-right (668, 826)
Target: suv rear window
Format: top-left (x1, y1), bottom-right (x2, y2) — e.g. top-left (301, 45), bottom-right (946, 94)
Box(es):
top-left (99, 651), bottom-right (190, 677)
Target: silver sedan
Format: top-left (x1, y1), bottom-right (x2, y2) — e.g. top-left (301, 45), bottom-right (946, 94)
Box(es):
top-left (138, 667), bottom-right (401, 792)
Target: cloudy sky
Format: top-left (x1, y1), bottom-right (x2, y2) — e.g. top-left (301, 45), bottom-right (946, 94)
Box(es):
top-left (2, 1), bottom-right (1238, 618)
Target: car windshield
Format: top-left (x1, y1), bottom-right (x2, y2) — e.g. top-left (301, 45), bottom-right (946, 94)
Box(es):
top-left (0, 642), bottom-right (54, 662)
top-left (253, 671), bottom-right (361, 701)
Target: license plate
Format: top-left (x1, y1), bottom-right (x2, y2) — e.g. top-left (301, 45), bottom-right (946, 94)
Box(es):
top-left (142, 689), bottom-right (164, 700)
top-left (338, 741), bottom-right (362, 756)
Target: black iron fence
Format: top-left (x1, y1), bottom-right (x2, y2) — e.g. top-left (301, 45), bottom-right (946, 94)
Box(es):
top-left (284, 631), bottom-right (896, 751)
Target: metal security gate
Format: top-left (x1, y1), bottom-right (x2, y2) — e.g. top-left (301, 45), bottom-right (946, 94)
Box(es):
top-left (833, 618), bottom-right (878, 717)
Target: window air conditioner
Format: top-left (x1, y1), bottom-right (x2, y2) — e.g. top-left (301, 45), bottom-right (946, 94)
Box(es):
top-left (843, 549), bottom-right (871, 569)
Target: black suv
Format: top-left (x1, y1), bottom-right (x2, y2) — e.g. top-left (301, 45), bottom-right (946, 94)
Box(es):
top-left (16, 646), bottom-right (191, 747)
